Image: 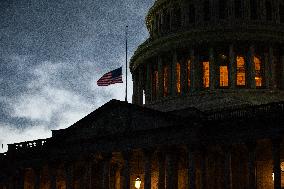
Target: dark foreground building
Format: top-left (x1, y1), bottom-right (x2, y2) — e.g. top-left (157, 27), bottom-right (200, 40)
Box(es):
top-left (1, 0), bottom-right (284, 189)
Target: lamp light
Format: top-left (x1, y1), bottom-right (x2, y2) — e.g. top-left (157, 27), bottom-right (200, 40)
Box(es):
top-left (272, 173), bottom-right (274, 181)
top-left (135, 176), bottom-right (142, 189)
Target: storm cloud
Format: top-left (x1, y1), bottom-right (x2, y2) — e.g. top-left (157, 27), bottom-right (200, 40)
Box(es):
top-left (0, 0), bottom-right (154, 152)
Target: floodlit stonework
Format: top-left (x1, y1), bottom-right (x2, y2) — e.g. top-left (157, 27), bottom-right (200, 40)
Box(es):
top-left (1, 0), bottom-right (284, 189)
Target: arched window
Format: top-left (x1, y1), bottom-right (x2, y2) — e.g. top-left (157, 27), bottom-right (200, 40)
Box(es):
top-left (254, 56), bottom-right (262, 87)
top-left (265, 1), bottom-right (272, 21)
top-left (236, 56), bottom-right (246, 86)
top-left (280, 1), bottom-right (284, 23)
top-left (219, 0), bottom-right (228, 19)
top-left (234, 0), bottom-right (242, 18)
top-left (189, 5), bottom-right (196, 24)
top-left (163, 65), bottom-right (169, 97)
top-left (176, 62), bottom-right (181, 94)
top-left (204, 0), bottom-right (210, 21)
top-left (203, 61), bottom-right (210, 88)
top-left (187, 60), bottom-right (191, 91)
top-left (250, 0), bottom-right (257, 20)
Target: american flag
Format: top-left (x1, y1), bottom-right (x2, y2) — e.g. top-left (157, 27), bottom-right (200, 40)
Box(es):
top-left (97, 67), bottom-right (123, 86)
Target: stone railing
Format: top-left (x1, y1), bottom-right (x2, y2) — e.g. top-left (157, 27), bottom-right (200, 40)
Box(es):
top-left (7, 139), bottom-right (48, 154)
top-left (207, 102), bottom-right (284, 121)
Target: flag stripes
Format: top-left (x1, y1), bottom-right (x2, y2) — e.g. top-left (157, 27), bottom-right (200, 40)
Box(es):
top-left (97, 67), bottom-right (123, 86)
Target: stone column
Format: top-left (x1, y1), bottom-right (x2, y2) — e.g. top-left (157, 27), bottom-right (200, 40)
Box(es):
top-left (146, 63), bottom-right (151, 103)
top-left (138, 67), bottom-right (144, 104)
top-left (65, 164), bottom-right (73, 189)
top-left (187, 145), bottom-right (197, 189)
top-left (165, 150), bottom-right (178, 189)
top-left (209, 48), bottom-right (216, 90)
top-left (171, 51), bottom-right (177, 96)
top-left (247, 45), bottom-right (256, 89)
top-left (269, 46), bottom-right (276, 89)
top-left (143, 149), bottom-right (153, 189)
top-left (121, 151), bottom-right (131, 189)
top-left (265, 46), bottom-right (274, 89)
top-left (49, 166), bottom-right (57, 189)
top-left (281, 54), bottom-right (284, 89)
top-left (190, 49), bottom-right (197, 93)
top-left (132, 72), bottom-right (139, 104)
top-left (102, 153), bottom-right (112, 189)
top-left (246, 142), bottom-right (256, 189)
top-left (264, 52), bottom-right (270, 88)
top-left (158, 56), bottom-right (163, 98)
top-left (275, 0), bottom-right (280, 23)
top-left (272, 139), bottom-right (281, 189)
top-left (223, 146), bottom-right (232, 189)
top-left (157, 152), bottom-right (165, 189)
top-left (34, 168), bottom-right (41, 189)
top-left (16, 168), bottom-right (25, 189)
top-left (229, 45), bottom-right (236, 89)
top-left (181, 57), bottom-right (188, 95)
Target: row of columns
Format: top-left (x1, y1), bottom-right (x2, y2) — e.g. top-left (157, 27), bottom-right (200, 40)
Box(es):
top-left (1, 139), bottom-right (283, 189)
top-left (132, 45), bottom-right (284, 105)
top-left (150, 0), bottom-right (283, 38)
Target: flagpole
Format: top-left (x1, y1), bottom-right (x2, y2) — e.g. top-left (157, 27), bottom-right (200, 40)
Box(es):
top-left (125, 25), bottom-right (128, 102)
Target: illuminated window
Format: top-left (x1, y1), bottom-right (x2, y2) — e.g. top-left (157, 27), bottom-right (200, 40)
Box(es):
top-left (236, 56), bottom-right (246, 86)
top-left (152, 69), bottom-right (158, 98)
top-left (176, 62), bottom-right (181, 94)
top-left (163, 65), bottom-right (169, 97)
top-left (187, 60), bottom-right (191, 90)
top-left (203, 61), bottom-right (210, 88)
top-left (220, 66), bottom-right (229, 87)
top-left (254, 56), bottom-right (262, 87)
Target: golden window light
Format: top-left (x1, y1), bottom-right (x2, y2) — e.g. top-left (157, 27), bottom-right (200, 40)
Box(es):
top-left (176, 62), bottom-right (181, 94)
top-left (163, 65), bottom-right (169, 97)
top-left (236, 56), bottom-right (246, 86)
top-left (187, 60), bottom-right (191, 90)
top-left (254, 56), bottom-right (262, 87)
top-left (220, 66), bottom-right (229, 87)
top-left (203, 61), bottom-right (210, 88)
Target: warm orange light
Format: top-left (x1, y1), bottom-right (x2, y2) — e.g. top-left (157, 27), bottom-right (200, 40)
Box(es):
top-left (203, 61), bottom-right (210, 88)
top-left (254, 56), bottom-right (262, 87)
top-left (152, 70), bottom-right (158, 97)
top-left (163, 65), bottom-right (169, 97)
top-left (176, 62), bottom-right (181, 94)
top-left (135, 177), bottom-right (142, 189)
top-left (236, 56), bottom-right (246, 86)
top-left (220, 66), bottom-right (228, 87)
top-left (187, 60), bottom-right (191, 90)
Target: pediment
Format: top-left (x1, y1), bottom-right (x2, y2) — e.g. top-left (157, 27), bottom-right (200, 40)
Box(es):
top-left (52, 99), bottom-right (182, 141)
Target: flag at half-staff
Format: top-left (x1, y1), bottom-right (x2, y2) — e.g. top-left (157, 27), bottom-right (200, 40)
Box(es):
top-left (97, 67), bottom-right (123, 86)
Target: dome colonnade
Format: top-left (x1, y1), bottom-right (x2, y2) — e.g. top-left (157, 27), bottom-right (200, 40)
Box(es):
top-left (130, 0), bottom-right (284, 107)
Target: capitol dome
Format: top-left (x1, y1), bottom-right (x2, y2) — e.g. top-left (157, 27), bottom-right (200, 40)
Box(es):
top-left (130, 0), bottom-right (284, 111)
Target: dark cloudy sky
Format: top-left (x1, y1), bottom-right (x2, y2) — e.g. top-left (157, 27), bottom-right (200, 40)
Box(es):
top-left (0, 0), bottom-right (154, 152)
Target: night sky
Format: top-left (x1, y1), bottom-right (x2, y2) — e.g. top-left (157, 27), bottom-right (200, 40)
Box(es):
top-left (0, 0), bottom-right (154, 152)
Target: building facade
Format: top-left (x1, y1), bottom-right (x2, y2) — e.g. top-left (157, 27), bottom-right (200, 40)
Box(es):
top-left (1, 0), bottom-right (284, 189)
